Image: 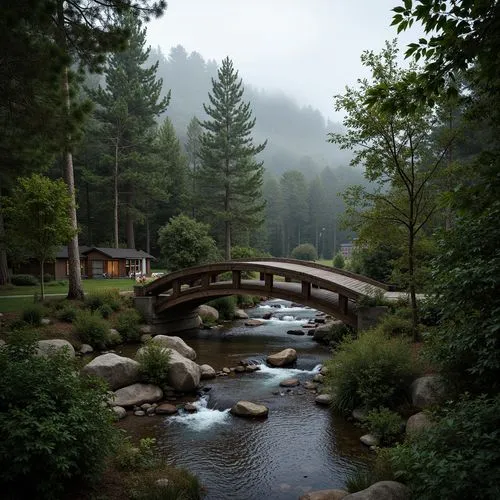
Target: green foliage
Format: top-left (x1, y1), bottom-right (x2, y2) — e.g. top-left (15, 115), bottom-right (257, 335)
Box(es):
top-left (362, 407), bottom-right (404, 446)
top-left (321, 322), bottom-right (354, 349)
top-left (105, 329), bottom-right (123, 347)
top-left (207, 296), bottom-right (237, 321)
top-left (11, 274), bottom-right (39, 286)
top-left (21, 304), bottom-right (44, 326)
top-left (332, 251), bottom-right (345, 268)
top-left (113, 308), bottom-right (142, 342)
top-left (158, 214), bottom-right (219, 272)
top-left (85, 293), bottom-right (104, 312)
top-left (356, 290), bottom-right (390, 307)
top-left (346, 448), bottom-right (395, 493)
top-left (348, 244), bottom-right (401, 283)
top-left (0, 334), bottom-right (117, 498)
top-left (98, 304), bottom-right (113, 319)
top-left (389, 395), bottom-right (500, 499)
top-left (136, 342), bottom-right (171, 387)
top-left (324, 328), bottom-right (417, 413)
top-left (74, 310), bottom-right (109, 348)
top-left (291, 243), bottom-right (318, 261)
top-left (114, 437), bottom-right (160, 471)
top-left (236, 295), bottom-right (261, 308)
top-left (377, 312), bottom-right (413, 338)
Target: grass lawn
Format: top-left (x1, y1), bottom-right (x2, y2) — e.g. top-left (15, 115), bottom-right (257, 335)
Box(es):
top-left (316, 259), bottom-right (333, 267)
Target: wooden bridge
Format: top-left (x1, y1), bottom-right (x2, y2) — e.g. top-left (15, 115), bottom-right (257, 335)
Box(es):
top-left (134, 258), bottom-right (391, 328)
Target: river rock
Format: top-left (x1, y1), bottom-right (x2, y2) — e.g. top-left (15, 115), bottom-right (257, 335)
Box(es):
top-left (245, 319), bottom-right (264, 326)
top-left (280, 378), bottom-right (300, 387)
top-left (155, 403), bottom-right (178, 415)
top-left (198, 304), bottom-right (219, 322)
top-left (352, 408), bottom-right (368, 422)
top-left (112, 406), bottom-right (127, 420)
top-left (112, 383), bottom-right (163, 407)
top-left (360, 434), bottom-right (379, 447)
top-left (151, 335), bottom-right (196, 361)
top-left (410, 375), bottom-right (446, 409)
top-left (313, 373), bottom-right (325, 383)
top-left (199, 364), bottom-right (216, 379)
top-left (167, 349), bottom-right (201, 392)
top-left (184, 403), bottom-right (197, 412)
top-left (299, 490), bottom-right (348, 500)
top-left (262, 312), bottom-right (273, 320)
top-left (287, 329), bottom-right (305, 336)
top-left (343, 481), bottom-right (410, 500)
top-left (315, 394), bottom-right (333, 405)
top-left (233, 308), bottom-right (249, 319)
top-left (235, 365), bottom-right (246, 373)
top-left (36, 339), bottom-right (75, 358)
top-left (304, 381), bottom-right (318, 390)
top-left (79, 343), bottom-right (93, 354)
top-left (266, 348), bottom-right (297, 367)
top-left (406, 411), bottom-right (434, 435)
top-left (82, 353), bottom-right (140, 390)
top-left (230, 401), bottom-right (269, 418)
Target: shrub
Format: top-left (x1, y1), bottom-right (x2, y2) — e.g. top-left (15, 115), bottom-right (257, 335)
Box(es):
top-left (37, 273), bottom-right (53, 283)
top-left (100, 288), bottom-right (123, 311)
top-left (114, 308), bottom-right (142, 342)
top-left (236, 295), bottom-right (261, 308)
top-left (207, 296), bottom-right (237, 320)
top-left (105, 329), bottom-right (123, 347)
top-left (326, 322), bottom-right (354, 348)
top-left (333, 251), bottom-right (345, 268)
top-left (85, 294), bottom-right (104, 312)
top-left (11, 274), bottom-right (38, 286)
top-left (136, 342), bottom-right (171, 387)
top-left (346, 448), bottom-right (395, 493)
top-left (291, 243), bottom-right (318, 261)
top-left (362, 407), bottom-right (404, 446)
top-left (21, 305), bottom-right (44, 326)
top-left (56, 304), bottom-right (79, 323)
top-left (98, 304), bottom-right (113, 319)
top-left (377, 313), bottom-right (413, 338)
top-left (324, 328), bottom-right (417, 413)
top-left (74, 310), bottom-right (109, 348)
top-left (389, 395), bottom-right (500, 499)
top-left (0, 334), bottom-right (117, 498)
top-left (114, 437), bottom-right (159, 471)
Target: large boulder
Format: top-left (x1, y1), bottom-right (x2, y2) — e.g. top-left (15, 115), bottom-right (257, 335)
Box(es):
top-left (411, 375), bottom-right (446, 409)
top-left (315, 394), bottom-right (333, 406)
top-left (343, 481), bottom-right (410, 500)
top-left (230, 400), bottom-right (268, 418)
top-left (266, 348), bottom-right (297, 367)
top-left (312, 321), bottom-right (342, 342)
top-left (167, 349), bottom-right (201, 392)
top-left (199, 364), bottom-right (216, 379)
top-left (81, 353), bottom-right (140, 390)
top-left (233, 308), bottom-right (249, 320)
top-left (299, 490), bottom-right (348, 500)
top-left (406, 411), bottom-right (434, 436)
top-left (151, 335), bottom-right (196, 361)
top-left (36, 339), bottom-right (75, 358)
top-left (112, 383), bottom-right (163, 407)
top-left (198, 304), bottom-right (219, 322)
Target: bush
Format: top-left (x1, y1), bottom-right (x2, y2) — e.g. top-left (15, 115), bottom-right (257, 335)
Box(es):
top-left (389, 395), bottom-right (500, 499)
top-left (207, 296), bottom-right (237, 320)
top-left (325, 322), bottom-right (354, 349)
top-left (333, 251), bottom-right (345, 268)
top-left (377, 313), bottom-right (413, 338)
top-left (114, 437), bottom-right (159, 471)
top-left (98, 304), bottom-right (113, 319)
top-left (136, 342), bottom-right (171, 387)
top-left (346, 448), bottom-right (395, 493)
top-left (21, 305), bottom-right (44, 326)
top-left (324, 328), bottom-right (417, 413)
top-left (85, 294), bottom-right (104, 312)
top-left (11, 274), bottom-right (38, 286)
top-left (291, 243), bottom-right (318, 261)
top-left (56, 304), bottom-right (79, 323)
top-left (99, 289), bottom-right (123, 311)
top-left (362, 407), bottom-right (404, 446)
top-left (236, 295), bottom-right (261, 308)
top-left (0, 334), bottom-right (117, 498)
top-left (74, 310), bottom-right (109, 348)
top-left (37, 273), bottom-right (53, 283)
top-left (105, 329), bottom-right (123, 347)
top-left (114, 308), bottom-right (142, 342)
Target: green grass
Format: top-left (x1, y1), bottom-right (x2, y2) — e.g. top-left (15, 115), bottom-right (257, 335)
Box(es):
top-left (0, 297), bottom-right (38, 313)
top-left (316, 259), bottom-right (333, 267)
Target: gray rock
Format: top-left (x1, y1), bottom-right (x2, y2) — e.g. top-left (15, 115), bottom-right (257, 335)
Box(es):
top-left (360, 434), bottom-right (379, 447)
top-left (315, 394), bottom-right (333, 406)
top-left (299, 490), bottom-right (349, 500)
top-left (411, 375), bottom-right (446, 409)
top-left (406, 411), bottom-right (434, 435)
top-left (222, 367), bottom-right (231, 374)
top-left (79, 343), bottom-right (93, 354)
top-left (82, 353), bottom-right (140, 390)
top-left (134, 410), bottom-right (146, 416)
top-left (155, 403), bottom-right (178, 415)
top-left (230, 400), bottom-right (269, 418)
top-left (304, 381), bottom-right (318, 390)
top-left (167, 349), bottom-right (201, 392)
top-left (146, 406), bottom-right (156, 415)
top-left (37, 339), bottom-right (75, 358)
top-left (151, 335), bottom-right (196, 361)
top-left (266, 348), bottom-right (297, 367)
top-left (156, 478), bottom-right (170, 488)
top-left (343, 481), bottom-right (410, 500)
top-left (313, 373), bottom-right (325, 383)
top-left (287, 329), bottom-right (305, 336)
top-left (198, 304), bottom-right (219, 322)
top-left (184, 403), bottom-right (197, 412)
top-left (112, 406), bottom-right (127, 420)
top-left (352, 408), bottom-right (368, 422)
top-left (112, 383), bottom-right (163, 407)
top-left (280, 378), bottom-right (300, 387)
top-left (140, 325), bottom-right (152, 334)
top-left (233, 308), bottom-right (249, 320)
top-left (199, 364), bottom-right (216, 379)
top-left (245, 319), bottom-right (265, 326)
top-left (41, 318), bottom-right (51, 325)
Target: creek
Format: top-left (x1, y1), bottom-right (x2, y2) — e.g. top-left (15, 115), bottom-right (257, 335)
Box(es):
top-left (118, 299), bottom-right (371, 500)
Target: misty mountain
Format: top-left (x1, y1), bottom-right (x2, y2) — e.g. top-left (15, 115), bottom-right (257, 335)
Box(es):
top-left (149, 44), bottom-right (353, 178)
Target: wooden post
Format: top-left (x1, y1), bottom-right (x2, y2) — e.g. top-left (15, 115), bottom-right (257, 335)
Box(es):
top-left (265, 273), bottom-right (274, 291)
top-left (339, 294), bottom-right (348, 315)
top-left (211, 273), bottom-right (218, 283)
top-left (301, 281), bottom-right (311, 299)
top-left (259, 272), bottom-right (265, 281)
top-left (232, 270), bottom-right (241, 289)
top-left (172, 279), bottom-right (181, 297)
top-left (201, 274), bottom-right (210, 289)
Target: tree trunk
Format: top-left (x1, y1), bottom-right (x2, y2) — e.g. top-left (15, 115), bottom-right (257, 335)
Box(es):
top-left (62, 66), bottom-right (84, 300)
top-left (114, 138), bottom-right (119, 248)
top-left (225, 221), bottom-right (231, 260)
top-left (40, 259), bottom-right (45, 301)
top-left (146, 215), bottom-right (150, 254)
top-left (408, 228), bottom-right (419, 341)
top-left (0, 195), bottom-right (10, 285)
top-left (126, 192), bottom-right (135, 249)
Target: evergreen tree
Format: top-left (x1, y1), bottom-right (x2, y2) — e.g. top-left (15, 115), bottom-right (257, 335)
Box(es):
top-left (185, 116), bottom-right (202, 217)
top-left (199, 57), bottom-right (266, 260)
top-left (89, 12), bottom-right (169, 249)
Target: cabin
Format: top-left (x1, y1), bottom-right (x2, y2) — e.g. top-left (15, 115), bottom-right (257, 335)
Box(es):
top-left (14, 246), bottom-right (155, 280)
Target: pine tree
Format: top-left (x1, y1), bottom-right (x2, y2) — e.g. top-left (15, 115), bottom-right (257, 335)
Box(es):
top-left (185, 116), bottom-right (202, 217)
top-left (199, 57), bottom-right (266, 260)
top-left (89, 12), bottom-right (169, 249)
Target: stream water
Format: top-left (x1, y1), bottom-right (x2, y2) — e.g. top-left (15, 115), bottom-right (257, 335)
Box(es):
top-left (118, 299), bottom-right (371, 500)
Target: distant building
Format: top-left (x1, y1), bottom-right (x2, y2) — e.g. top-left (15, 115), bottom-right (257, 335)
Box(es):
top-left (340, 242), bottom-right (355, 259)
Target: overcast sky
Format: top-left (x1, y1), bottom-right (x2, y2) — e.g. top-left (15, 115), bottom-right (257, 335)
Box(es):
top-left (146, 0), bottom-right (421, 121)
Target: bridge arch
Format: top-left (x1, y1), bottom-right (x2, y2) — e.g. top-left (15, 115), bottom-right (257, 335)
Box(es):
top-left (134, 259), bottom-right (390, 329)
